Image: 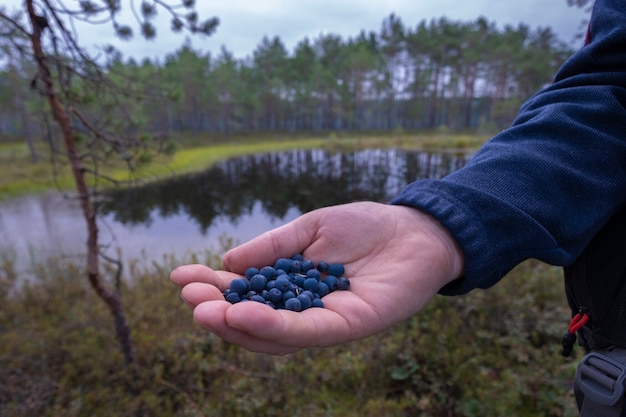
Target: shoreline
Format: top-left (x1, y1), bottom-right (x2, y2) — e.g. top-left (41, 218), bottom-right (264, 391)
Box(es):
top-left (0, 133), bottom-right (488, 201)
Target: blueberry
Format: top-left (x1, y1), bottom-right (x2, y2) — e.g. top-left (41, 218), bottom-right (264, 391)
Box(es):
top-left (225, 292), bottom-right (241, 303)
top-left (317, 281), bottom-right (330, 297)
top-left (301, 290), bottom-right (314, 299)
top-left (303, 277), bottom-right (319, 292)
top-left (282, 290), bottom-right (296, 302)
top-left (294, 274), bottom-right (306, 287)
top-left (291, 260), bottom-right (302, 273)
top-left (311, 298), bottom-right (324, 308)
top-left (306, 269), bottom-right (321, 280)
top-left (259, 266), bottom-right (276, 279)
top-left (245, 267), bottom-right (260, 279)
top-left (249, 274), bottom-right (267, 292)
top-left (229, 278), bottom-right (250, 295)
top-left (324, 275), bottom-right (338, 291)
top-left (274, 258), bottom-right (292, 272)
top-left (267, 288), bottom-right (282, 303)
top-left (336, 277), bottom-right (351, 290)
top-left (251, 294), bottom-right (266, 303)
top-left (328, 263), bottom-right (345, 277)
top-left (316, 261), bottom-right (329, 274)
top-left (226, 255), bottom-right (349, 311)
top-left (301, 260), bottom-right (315, 272)
top-left (297, 293), bottom-right (312, 310)
top-left (275, 274), bottom-right (291, 292)
top-left (285, 297), bottom-right (302, 312)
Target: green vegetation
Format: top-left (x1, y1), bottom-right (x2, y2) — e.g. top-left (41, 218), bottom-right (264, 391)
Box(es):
top-left (0, 133), bottom-right (488, 199)
top-left (0, 253), bottom-right (580, 417)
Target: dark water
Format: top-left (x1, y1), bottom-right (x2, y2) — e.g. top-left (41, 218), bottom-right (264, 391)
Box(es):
top-left (0, 148), bottom-right (469, 272)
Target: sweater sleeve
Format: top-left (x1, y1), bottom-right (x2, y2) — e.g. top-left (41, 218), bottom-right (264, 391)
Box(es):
top-left (391, 0), bottom-right (626, 295)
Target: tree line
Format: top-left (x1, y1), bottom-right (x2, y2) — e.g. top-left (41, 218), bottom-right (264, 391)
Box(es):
top-left (1, 14), bottom-right (574, 141)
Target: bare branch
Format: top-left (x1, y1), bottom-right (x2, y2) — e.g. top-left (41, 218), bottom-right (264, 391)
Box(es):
top-left (82, 167), bottom-right (124, 186)
top-left (42, 0), bottom-right (99, 65)
top-left (129, 0), bottom-right (143, 24)
top-left (153, 0), bottom-right (218, 37)
top-left (70, 106), bottom-right (128, 149)
top-left (54, 0), bottom-right (115, 24)
top-left (0, 10), bottom-right (31, 36)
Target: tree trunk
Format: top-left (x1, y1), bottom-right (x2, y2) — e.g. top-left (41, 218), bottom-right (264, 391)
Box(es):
top-left (17, 81), bottom-right (38, 162)
top-left (25, 0), bottom-right (137, 371)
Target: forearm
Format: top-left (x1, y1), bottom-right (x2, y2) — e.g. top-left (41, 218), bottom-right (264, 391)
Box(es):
top-left (392, 0), bottom-right (626, 294)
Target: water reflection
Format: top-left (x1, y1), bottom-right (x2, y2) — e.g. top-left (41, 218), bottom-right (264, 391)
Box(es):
top-left (0, 148), bottom-right (469, 271)
top-left (99, 148), bottom-right (469, 230)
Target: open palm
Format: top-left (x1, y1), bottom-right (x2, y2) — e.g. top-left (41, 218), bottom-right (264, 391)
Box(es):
top-left (170, 201), bottom-right (463, 355)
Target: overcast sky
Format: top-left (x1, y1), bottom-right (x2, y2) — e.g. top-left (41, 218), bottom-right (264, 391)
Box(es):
top-left (3, 0), bottom-right (591, 61)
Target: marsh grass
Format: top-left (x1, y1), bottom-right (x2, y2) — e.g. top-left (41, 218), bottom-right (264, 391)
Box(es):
top-left (0, 252), bottom-right (580, 417)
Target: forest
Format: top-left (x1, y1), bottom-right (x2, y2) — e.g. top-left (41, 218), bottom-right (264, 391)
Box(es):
top-left (0, 14), bottom-right (574, 141)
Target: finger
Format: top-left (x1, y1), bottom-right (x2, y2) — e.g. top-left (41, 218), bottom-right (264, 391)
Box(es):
top-left (170, 264), bottom-right (240, 289)
top-left (180, 282), bottom-right (224, 308)
top-left (225, 292), bottom-right (374, 346)
top-left (223, 213), bottom-right (319, 273)
top-left (193, 292), bottom-right (379, 353)
top-left (192, 301), bottom-right (304, 355)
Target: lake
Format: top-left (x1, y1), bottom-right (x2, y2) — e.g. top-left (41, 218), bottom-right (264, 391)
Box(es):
top-left (0, 148), bottom-right (470, 273)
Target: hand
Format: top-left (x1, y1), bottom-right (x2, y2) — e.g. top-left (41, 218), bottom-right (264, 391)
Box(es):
top-left (170, 201), bottom-right (464, 355)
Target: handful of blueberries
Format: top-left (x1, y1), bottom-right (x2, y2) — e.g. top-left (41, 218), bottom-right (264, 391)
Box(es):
top-left (222, 254), bottom-right (350, 312)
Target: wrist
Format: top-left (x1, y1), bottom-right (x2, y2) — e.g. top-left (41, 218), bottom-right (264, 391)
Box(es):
top-left (395, 205), bottom-right (465, 288)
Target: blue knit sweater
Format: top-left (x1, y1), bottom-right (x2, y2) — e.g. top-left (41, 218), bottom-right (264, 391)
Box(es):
top-left (391, 0), bottom-right (626, 295)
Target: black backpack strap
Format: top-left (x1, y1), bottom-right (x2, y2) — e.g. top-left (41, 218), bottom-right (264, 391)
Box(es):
top-left (564, 207), bottom-right (626, 415)
top-left (574, 348), bottom-right (626, 417)
top-left (564, 207), bottom-right (626, 351)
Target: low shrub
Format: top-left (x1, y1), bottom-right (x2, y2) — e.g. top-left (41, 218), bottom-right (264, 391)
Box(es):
top-left (0, 256), bottom-right (581, 417)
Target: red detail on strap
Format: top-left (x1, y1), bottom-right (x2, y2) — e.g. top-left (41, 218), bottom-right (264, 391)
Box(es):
top-left (568, 311), bottom-right (590, 334)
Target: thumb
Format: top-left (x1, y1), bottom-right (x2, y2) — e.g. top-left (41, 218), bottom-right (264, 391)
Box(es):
top-left (222, 211), bottom-right (320, 273)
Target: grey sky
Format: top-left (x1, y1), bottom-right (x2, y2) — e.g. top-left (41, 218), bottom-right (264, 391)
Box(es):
top-left (3, 1), bottom-right (591, 61)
